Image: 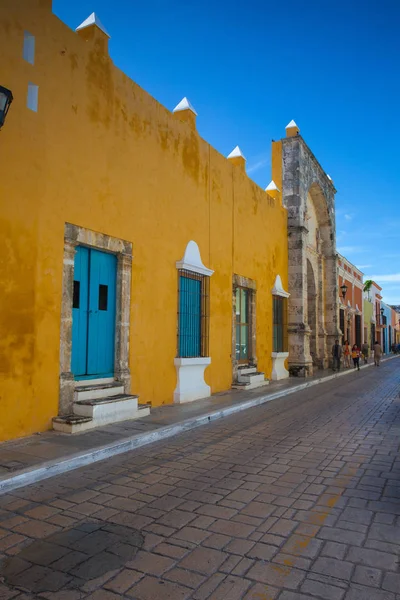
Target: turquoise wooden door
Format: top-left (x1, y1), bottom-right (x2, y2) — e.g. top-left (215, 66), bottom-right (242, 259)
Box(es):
top-left (71, 246), bottom-right (89, 376)
top-left (71, 247), bottom-right (117, 379)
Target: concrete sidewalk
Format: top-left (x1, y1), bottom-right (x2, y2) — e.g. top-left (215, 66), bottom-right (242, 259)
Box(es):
top-left (0, 355), bottom-right (398, 495)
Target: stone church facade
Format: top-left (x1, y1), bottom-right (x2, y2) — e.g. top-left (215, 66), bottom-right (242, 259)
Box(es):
top-left (273, 122), bottom-right (340, 376)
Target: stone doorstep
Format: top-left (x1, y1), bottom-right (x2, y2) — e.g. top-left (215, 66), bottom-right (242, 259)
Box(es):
top-left (74, 394), bottom-right (140, 421)
top-left (237, 371), bottom-right (266, 384)
top-left (53, 395), bottom-right (150, 434)
top-left (75, 394), bottom-right (139, 406)
top-left (1, 354), bottom-right (399, 495)
top-left (237, 366), bottom-right (257, 375)
top-left (74, 382), bottom-right (125, 402)
top-left (234, 370), bottom-right (269, 390)
top-left (52, 403), bottom-right (150, 434)
top-left (232, 379), bottom-right (270, 391)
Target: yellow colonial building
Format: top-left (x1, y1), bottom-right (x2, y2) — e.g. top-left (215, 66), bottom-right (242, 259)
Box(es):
top-left (0, 0), bottom-right (292, 441)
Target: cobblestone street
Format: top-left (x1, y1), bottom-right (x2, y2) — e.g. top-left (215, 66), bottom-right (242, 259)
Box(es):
top-left (0, 360), bottom-right (399, 600)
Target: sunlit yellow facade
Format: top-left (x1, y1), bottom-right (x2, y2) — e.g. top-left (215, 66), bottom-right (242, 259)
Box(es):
top-left (0, 0), bottom-right (288, 441)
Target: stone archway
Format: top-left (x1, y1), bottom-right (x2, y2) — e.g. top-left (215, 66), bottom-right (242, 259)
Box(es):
top-left (279, 135), bottom-right (339, 376)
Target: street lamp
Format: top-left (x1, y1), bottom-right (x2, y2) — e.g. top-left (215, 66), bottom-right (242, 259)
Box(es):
top-left (340, 283), bottom-right (348, 300)
top-left (0, 85), bottom-right (13, 129)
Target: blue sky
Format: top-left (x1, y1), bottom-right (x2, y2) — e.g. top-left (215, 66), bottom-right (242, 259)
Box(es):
top-left (53, 0), bottom-right (400, 304)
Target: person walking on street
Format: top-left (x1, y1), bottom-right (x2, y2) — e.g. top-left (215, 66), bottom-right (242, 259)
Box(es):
top-left (374, 340), bottom-right (382, 366)
top-left (332, 339), bottom-right (342, 372)
top-left (352, 344), bottom-right (361, 371)
top-left (361, 341), bottom-right (369, 364)
top-left (343, 340), bottom-right (351, 368)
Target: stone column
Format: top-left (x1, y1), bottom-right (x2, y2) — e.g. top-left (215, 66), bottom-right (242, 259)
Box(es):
top-left (288, 225), bottom-right (313, 376)
top-left (317, 254), bottom-right (328, 368)
top-left (114, 252), bottom-right (132, 393)
top-left (59, 240), bottom-right (76, 415)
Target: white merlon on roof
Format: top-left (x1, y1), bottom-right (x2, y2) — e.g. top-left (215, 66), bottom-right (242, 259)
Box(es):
top-left (327, 174), bottom-right (332, 181)
top-left (173, 97), bottom-right (197, 115)
top-left (265, 180), bottom-right (280, 192)
top-left (76, 13), bottom-right (110, 37)
top-left (285, 119), bottom-right (299, 129)
top-left (227, 146), bottom-right (246, 160)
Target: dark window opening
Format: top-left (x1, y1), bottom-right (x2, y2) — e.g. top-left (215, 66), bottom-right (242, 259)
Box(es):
top-left (339, 309), bottom-right (345, 343)
top-left (73, 280), bottom-right (80, 309)
top-left (236, 287), bottom-right (250, 362)
top-left (273, 296), bottom-right (288, 352)
top-left (355, 314), bottom-right (362, 348)
top-left (99, 284), bottom-right (108, 311)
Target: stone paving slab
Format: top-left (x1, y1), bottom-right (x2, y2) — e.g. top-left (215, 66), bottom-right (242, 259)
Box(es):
top-left (0, 358), bottom-right (398, 598)
top-left (0, 356), bottom-right (398, 496)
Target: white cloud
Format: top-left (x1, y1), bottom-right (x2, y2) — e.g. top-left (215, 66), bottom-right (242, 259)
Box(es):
top-left (337, 246), bottom-right (366, 254)
top-left (358, 265), bottom-right (372, 269)
top-left (381, 293), bottom-right (400, 304)
top-left (344, 214), bottom-right (352, 221)
top-left (366, 274), bottom-right (400, 282)
top-left (247, 154), bottom-right (270, 174)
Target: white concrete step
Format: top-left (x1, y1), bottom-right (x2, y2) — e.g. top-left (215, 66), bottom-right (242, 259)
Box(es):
top-left (74, 382), bottom-right (124, 403)
top-left (53, 399), bottom-right (151, 434)
top-left (233, 370), bottom-right (269, 391)
top-left (237, 371), bottom-right (265, 385)
top-left (53, 415), bottom-right (95, 434)
top-left (238, 367), bottom-right (257, 375)
top-left (74, 394), bottom-right (150, 427)
top-left (75, 377), bottom-right (114, 388)
top-left (232, 379), bottom-right (270, 391)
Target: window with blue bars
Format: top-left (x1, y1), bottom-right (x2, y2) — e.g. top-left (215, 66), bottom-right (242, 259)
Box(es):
top-left (177, 270), bottom-right (209, 357)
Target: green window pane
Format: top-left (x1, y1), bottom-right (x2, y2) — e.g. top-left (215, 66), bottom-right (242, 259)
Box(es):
top-left (240, 288), bottom-right (248, 322)
top-left (240, 325), bottom-right (248, 359)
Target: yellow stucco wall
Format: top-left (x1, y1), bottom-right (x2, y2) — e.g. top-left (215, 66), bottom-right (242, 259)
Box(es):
top-left (0, 0), bottom-right (288, 441)
top-left (363, 300), bottom-right (374, 349)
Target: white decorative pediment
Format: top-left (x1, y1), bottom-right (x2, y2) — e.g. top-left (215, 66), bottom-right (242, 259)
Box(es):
top-left (176, 241), bottom-right (214, 277)
top-left (272, 275), bottom-right (290, 298)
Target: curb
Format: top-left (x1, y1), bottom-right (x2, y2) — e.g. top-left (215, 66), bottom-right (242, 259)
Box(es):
top-left (0, 355), bottom-right (398, 495)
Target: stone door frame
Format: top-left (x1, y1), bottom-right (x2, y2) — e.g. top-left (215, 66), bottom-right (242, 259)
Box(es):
top-left (232, 274), bottom-right (257, 382)
top-left (59, 222), bottom-right (132, 416)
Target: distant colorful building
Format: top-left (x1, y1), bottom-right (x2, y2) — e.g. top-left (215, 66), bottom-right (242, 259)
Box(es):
top-left (363, 281), bottom-right (382, 350)
top-left (337, 254), bottom-right (363, 346)
top-left (381, 302), bottom-right (394, 353)
top-left (391, 306), bottom-right (400, 343)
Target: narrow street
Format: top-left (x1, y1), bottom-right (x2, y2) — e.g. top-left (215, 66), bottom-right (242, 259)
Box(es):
top-left (0, 360), bottom-right (399, 600)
